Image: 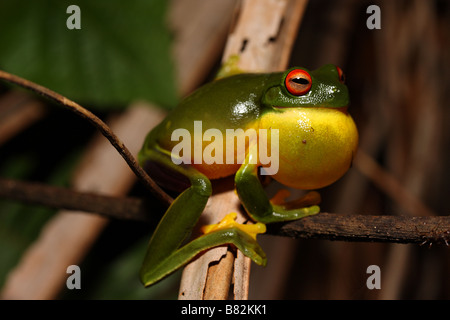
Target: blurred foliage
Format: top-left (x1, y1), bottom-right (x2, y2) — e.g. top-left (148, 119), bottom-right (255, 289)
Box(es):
top-left (0, 0), bottom-right (178, 109)
top-left (0, 0), bottom-right (178, 299)
top-left (66, 238), bottom-right (181, 300)
top-left (0, 146), bottom-right (81, 289)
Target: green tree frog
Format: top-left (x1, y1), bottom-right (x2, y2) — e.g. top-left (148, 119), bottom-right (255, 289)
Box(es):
top-left (138, 64), bottom-right (358, 287)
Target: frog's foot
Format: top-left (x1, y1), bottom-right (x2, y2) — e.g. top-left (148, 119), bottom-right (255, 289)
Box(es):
top-left (271, 189), bottom-right (321, 210)
top-left (198, 212), bottom-right (267, 266)
top-left (246, 189), bottom-right (320, 224)
top-left (201, 212), bottom-right (266, 240)
top-left (141, 214), bottom-right (267, 287)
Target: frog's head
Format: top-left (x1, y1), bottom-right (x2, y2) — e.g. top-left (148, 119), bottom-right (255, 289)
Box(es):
top-left (259, 64), bottom-right (357, 190)
top-left (262, 64), bottom-right (349, 109)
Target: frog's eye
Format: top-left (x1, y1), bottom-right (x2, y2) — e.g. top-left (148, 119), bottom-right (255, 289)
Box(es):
top-left (285, 69), bottom-right (312, 96)
top-left (336, 66), bottom-right (345, 83)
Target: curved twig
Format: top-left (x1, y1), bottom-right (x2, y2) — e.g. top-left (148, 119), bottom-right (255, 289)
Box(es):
top-left (0, 70), bottom-right (173, 206)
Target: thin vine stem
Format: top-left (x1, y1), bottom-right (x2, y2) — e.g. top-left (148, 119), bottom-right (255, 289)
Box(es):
top-left (0, 69), bottom-right (173, 206)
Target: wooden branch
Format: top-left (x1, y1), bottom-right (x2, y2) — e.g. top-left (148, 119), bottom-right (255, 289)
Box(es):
top-left (0, 177), bottom-right (153, 222)
top-left (1, 176), bottom-right (448, 246)
top-left (266, 213), bottom-right (450, 246)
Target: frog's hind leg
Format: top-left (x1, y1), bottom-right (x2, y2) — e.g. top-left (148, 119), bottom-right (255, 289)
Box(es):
top-left (139, 146), bottom-right (265, 287)
top-left (235, 159), bottom-right (320, 224)
top-left (139, 145), bottom-right (211, 286)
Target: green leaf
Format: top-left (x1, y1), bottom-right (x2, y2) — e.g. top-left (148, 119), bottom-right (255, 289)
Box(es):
top-left (0, 0), bottom-right (178, 109)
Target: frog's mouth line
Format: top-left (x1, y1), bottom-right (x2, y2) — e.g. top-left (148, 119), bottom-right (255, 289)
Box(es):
top-left (272, 105), bottom-right (349, 114)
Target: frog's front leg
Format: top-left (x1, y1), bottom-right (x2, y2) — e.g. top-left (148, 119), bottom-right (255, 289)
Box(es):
top-left (139, 146), bottom-right (266, 287)
top-left (235, 157), bottom-right (320, 224)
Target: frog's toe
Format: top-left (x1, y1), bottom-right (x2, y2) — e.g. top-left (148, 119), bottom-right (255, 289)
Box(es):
top-left (199, 213), bottom-right (267, 266)
top-left (201, 212), bottom-right (266, 240)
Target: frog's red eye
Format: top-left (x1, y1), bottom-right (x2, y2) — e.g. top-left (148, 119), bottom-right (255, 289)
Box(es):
top-left (336, 66), bottom-right (345, 83)
top-left (285, 69), bottom-right (312, 96)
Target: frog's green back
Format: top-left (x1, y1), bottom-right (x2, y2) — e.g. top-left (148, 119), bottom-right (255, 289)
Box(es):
top-left (151, 72), bottom-right (281, 151)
